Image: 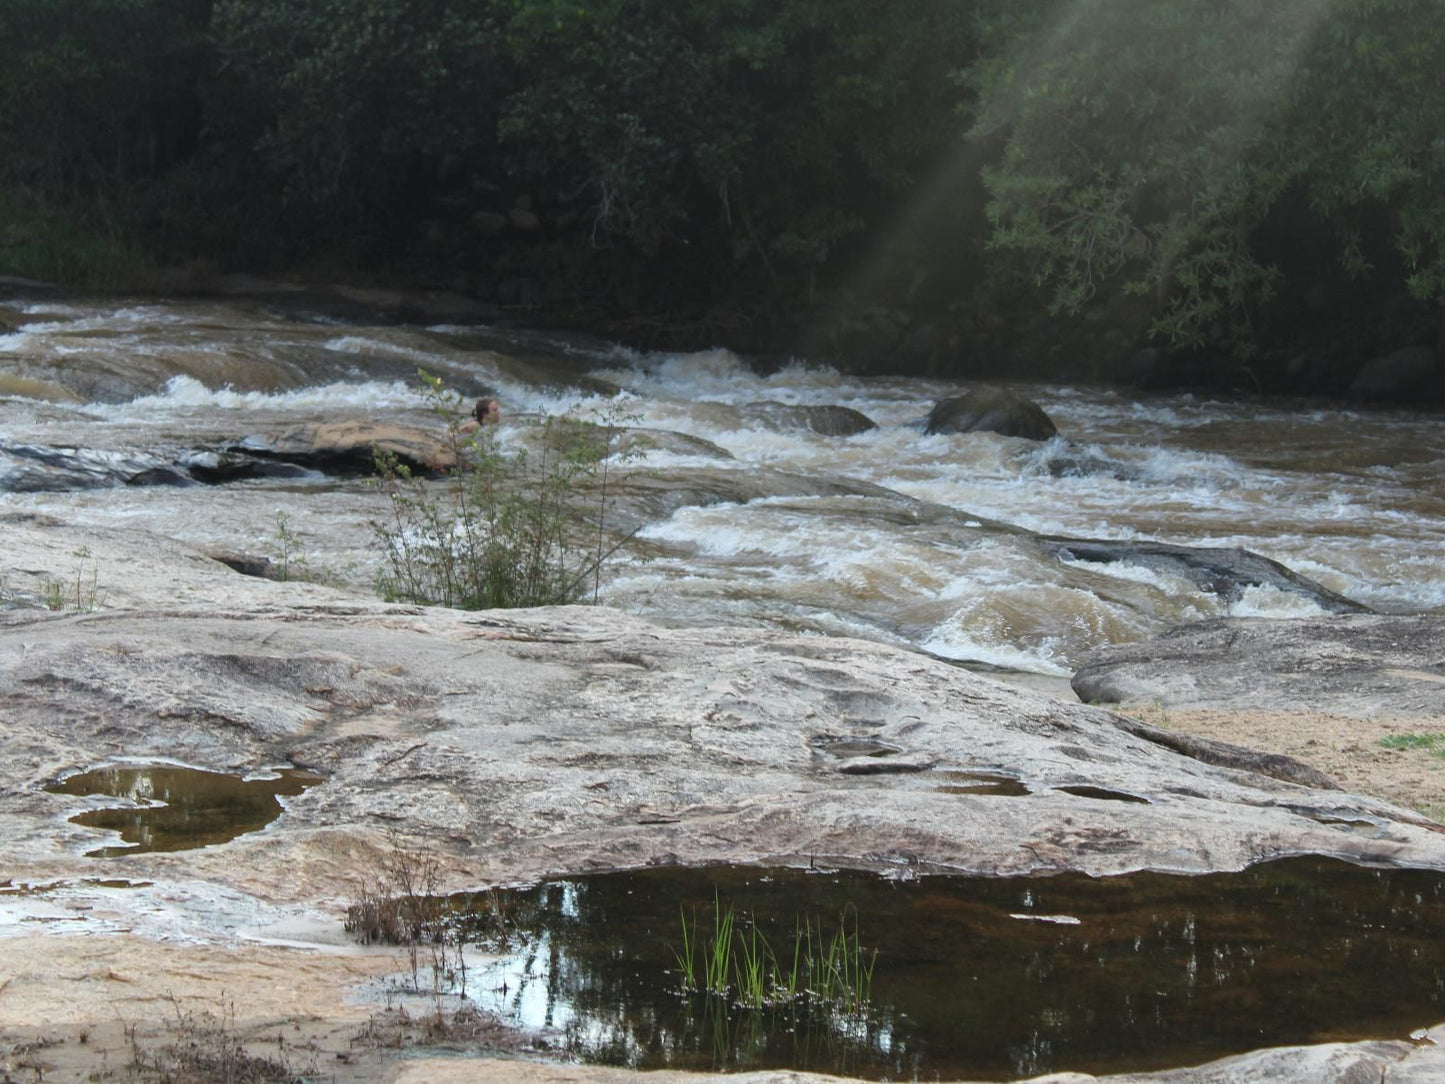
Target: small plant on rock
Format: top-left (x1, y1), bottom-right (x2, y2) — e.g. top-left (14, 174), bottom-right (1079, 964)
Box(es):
top-left (345, 834), bottom-right (467, 1000)
top-left (42, 546), bottom-right (106, 612)
top-left (370, 371), bottom-right (636, 610)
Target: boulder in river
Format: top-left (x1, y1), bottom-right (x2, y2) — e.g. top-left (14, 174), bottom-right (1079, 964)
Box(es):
top-left (925, 386), bottom-right (1059, 440)
top-left (1039, 537), bottom-right (1373, 615)
top-left (1348, 345), bottom-right (1438, 401)
top-left (234, 420), bottom-right (455, 474)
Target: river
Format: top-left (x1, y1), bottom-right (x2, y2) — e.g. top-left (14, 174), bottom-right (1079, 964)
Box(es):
top-left (2, 291), bottom-right (1442, 686)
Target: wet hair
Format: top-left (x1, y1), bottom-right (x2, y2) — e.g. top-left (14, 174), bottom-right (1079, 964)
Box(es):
top-left (472, 397), bottom-right (499, 422)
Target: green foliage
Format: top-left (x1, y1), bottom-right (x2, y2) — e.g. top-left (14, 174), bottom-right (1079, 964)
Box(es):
top-left (41, 546), bottom-right (106, 612)
top-left (370, 373), bottom-right (631, 611)
top-left (1379, 732), bottom-right (1445, 756)
top-left (970, 0), bottom-right (1445, 362)
top-left (271, 512), bottom-right (309, 583)
top-left (674, 896), bottom-right (876, 1013)
top-left (0, 189), bottom-right (157, 287)
top-left (0, 0), bottom-right (211, 198)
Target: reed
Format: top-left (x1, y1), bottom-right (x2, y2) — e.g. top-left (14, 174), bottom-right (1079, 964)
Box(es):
top-left (674, 904), bottom-right (700, 992)
top-left (672, 895), bottom-right (876, 1015)
top-left (707, 894), bottom-right (735, 995)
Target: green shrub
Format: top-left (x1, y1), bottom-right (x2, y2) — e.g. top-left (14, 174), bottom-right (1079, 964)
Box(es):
top-left (370, 373), bottom-right (632, 610)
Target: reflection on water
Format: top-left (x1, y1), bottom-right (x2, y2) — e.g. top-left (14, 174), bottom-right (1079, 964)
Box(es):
top-left (46, 764), bottom-right (323, 857)
top-left (455, 860), bottom-right (1445, 1081)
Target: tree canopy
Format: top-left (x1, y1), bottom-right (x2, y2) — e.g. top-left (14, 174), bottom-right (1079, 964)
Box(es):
top-left (3, 0), bottom-right (1445, 394)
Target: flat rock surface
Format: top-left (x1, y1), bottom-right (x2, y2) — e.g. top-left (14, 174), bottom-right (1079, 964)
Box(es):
top-left (8, 603), bottom-right (1445, 898)
top-left (1073, 615), bottom-right (1445, 716)
top-left (3, 512), bottom-right (1445, 1084)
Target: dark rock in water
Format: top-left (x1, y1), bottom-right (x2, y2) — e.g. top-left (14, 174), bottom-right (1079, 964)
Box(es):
top-left (1074, 615), bottom-right (1445, 717)
top-left (1348, 344), bottom-right (1438, 401)
top-left (233, 421), bottom-right (453, 474)
top-left (207, 550), bottom-right (276, 579)
top-left (0, 442), bottom-right (195, 492)
top-left (740, 401), bottom-right (877, 436)
top-left (1039, 445), bottom-right (1144, 482)
top-left (1040, 536), bottom-right (1371, 615)
top-left (925, 387), bottom-right (1058, 441)
top-left (179, 450), bottom-right (317, 484)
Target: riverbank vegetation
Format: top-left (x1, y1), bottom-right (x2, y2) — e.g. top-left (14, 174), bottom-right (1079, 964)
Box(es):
top-left (3, 0), bottom-right (1445, 397)
top-left (370, 374), bottom-right (631, 610)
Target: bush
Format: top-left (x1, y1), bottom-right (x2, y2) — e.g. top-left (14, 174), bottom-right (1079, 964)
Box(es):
top-left (370, 374), bottom-right (632, 610)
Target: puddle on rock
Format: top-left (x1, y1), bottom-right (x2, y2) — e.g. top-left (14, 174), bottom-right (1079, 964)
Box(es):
top-left (0, 878), bottom-right (152, 895)
top-left (446, 858), bottom-right (1445, 1081)
top-left (1055, 784), bottom-right (1150, 804)
top-left (45, 765), bottom-right (323, 858)
top-left (935, 770), bottom-right (1031, 796)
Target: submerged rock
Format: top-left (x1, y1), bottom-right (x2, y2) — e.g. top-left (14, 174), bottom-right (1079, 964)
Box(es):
top-left (739, 401), bottom-right (877, 436)
top-left (1039, 536), bottom-right (1372, 615)
top-left (925, 386), bottom-right (1059, 440)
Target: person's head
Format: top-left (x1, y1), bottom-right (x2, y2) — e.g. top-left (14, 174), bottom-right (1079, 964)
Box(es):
top-left (472, 397), bottom-right (501, 425)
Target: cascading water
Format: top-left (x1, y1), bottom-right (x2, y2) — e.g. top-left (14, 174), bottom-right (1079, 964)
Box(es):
top-left (2, 293), bottom-right (1442, 682)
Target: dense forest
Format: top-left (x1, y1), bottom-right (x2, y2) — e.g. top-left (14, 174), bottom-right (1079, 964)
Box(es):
top-left (3, 0), bottom-right (1445, 398)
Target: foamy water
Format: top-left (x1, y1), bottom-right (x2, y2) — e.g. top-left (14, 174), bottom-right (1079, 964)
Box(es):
top-left (2, 296), bottom-right (1442, 677)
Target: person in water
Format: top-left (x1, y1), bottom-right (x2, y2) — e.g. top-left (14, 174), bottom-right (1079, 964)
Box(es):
top-left (459, 397), bottom-right (500, 434)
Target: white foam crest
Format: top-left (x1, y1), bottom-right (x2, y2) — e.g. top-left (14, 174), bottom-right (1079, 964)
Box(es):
top-left (323, 334), bottom-right (460, 367)
top-left (101, 374), bottom-right (425, 416)
top-left (919, 629), bottom-right (1075, 677)
top-left (1226, 585), bottom-right (1331, 619)
top-left (612, 347), bottom-right (760, 400)
top-left (1057, 556), bottom-right (1189, 594)
top-left (637, 506), bottom-right (802, 563)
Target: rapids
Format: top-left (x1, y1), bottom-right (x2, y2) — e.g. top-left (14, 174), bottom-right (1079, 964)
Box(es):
top-left (2, 293), bottom-right (1442, 683)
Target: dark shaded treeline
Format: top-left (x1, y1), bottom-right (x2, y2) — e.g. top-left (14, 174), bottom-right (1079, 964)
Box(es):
top-left (3, 0), bottom-right (1445, 399)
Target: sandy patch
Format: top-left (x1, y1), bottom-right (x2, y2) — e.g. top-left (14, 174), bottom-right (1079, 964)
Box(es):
top-left (1121, 705), bottom-right (1445, 820)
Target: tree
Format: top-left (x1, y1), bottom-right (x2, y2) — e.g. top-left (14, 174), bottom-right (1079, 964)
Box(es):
top-left (968, 0), bottom-right (1445, 366)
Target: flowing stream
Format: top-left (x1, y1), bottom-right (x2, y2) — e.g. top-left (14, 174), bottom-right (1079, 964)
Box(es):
top-left (3, 292), bottom-right (1443, 685)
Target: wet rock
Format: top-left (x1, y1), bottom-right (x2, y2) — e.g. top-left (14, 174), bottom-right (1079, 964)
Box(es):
top-left (508, 207), bottom-right (541, 231)
top-left (1073, 615), bottom-right (1445, 717)
top-left (4, 511), bottom-right (1445, 1084)
top-left (1349, 345), bottom-right (1438, 401)
top-left (611, 428), bottom-right (735, 461)
top-left (207, 550), bottom-right (276, 579)
top-left (1038, 444), bottom-right (1144, 481)
top-left (0, 441), bottom-right (194, 491)
top-left (233, 421), bottom-right (454, 474)
top-left (1039, 537), bottom-right (1372, 615)
top-left (925, 386), bottom-right (1059, 441)
top-left (179, 449), bottom-right (317, 484)
top-left (739, 401), bottom-right (877, 437)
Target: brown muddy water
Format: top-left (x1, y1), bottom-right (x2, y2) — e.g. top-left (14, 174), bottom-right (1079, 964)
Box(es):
top-left (448, 860), bottom-right (1445, 1081)
top-left (45, 764), bottom-right (323, 857)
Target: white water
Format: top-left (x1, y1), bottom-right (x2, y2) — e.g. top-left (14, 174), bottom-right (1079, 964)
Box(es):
top-left (2, 296), bottom-right (1442, 678)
